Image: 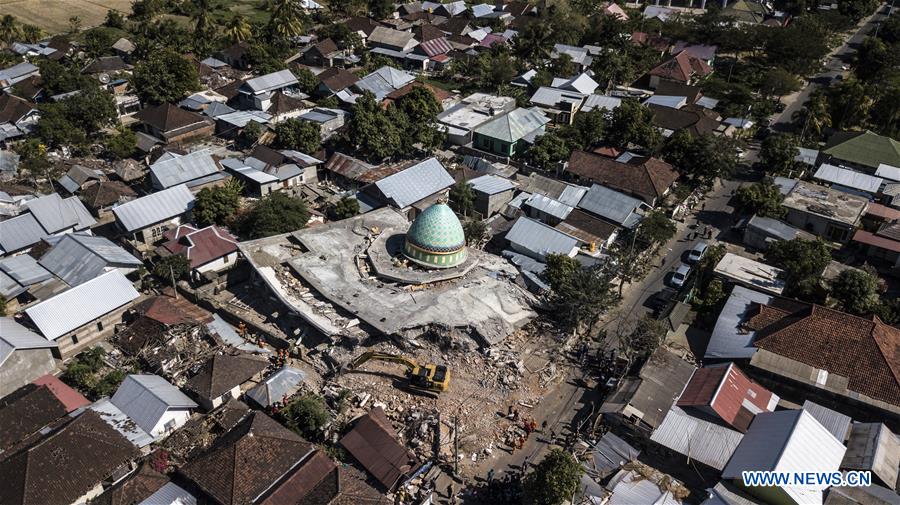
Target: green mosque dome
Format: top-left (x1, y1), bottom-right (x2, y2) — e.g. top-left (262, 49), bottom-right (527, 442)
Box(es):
top-left (403, 202), bottom-right (467, 269)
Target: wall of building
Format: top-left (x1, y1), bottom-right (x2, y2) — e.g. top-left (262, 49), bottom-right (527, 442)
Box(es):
top-left (783, 209), bottom-right (853, 242)
top-left (150, 408), bottom-right (192, 437)
top-left (0, 348), bottom-right (57, 397)
top-left (135, 216), bottom-right (184, 244)
top-left (194, 252), bottom-right (238, 275)
top-left (475, 189), bottom-right (514, 218)
top-left (55, 303), bottom-right (134, 359)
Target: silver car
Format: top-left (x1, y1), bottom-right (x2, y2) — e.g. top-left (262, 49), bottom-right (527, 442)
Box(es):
top-left (670, 264), bottom-right (691, 288)
top-left (687, 241), bottom-right (709, 264)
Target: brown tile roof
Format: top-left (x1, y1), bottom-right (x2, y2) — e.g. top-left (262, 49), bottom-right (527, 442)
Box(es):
top-left (135, 294), bottom-right (214, 326)
top-left (557, 208), bottom-right (618, 243)
top-left (318, 68), bottom-right (359, 92)
top-left (440, 18), bottom-right (471, 35)
top-left (648, 50), bottom-right (711, 83)
top-left (566, 150), bottom-right (679, 203)
top-left (0, 93), bottom-right (36, 124)
top-left (415, 23), bottom-right (446, 42)
top-left (329, 467), bottom-right (385, 505)
top-left (80, 180), bottom-right (137, 210)
top-left (384, 81), bottom-right (453, 105)
top-left (260, 450), bottom-right (337, 505)
top-left (185, 353), bottom-right (269, 400)
top-left (311, 38), bottom-right (339, 57)
top-left (267, 92), bottom-right (307, 116)
top-left (30, 375), bottom-right (89, 412)
top-left (648, 104), bottom-right (721, 136)
top-left (752, 304), bottom-right (900, 408)
top-left (134, 103), bottom-right (209, 133)
top-left (344, 17), bottom-right (382, 37)
top-left (0, 410), bottom-right (139, 505)
top-left (92, 463), bottom-right (169, 505)
top-left (180, 412), bottom-right (314, 505)
top-left (340, 407), bottom-right (416, 490)
top-left (0, 384), bottom-right (68, 453)
top-left (82, 55), bottom-right (131, 74)
top-left (655, 80), bottom-right (703, 103)
top-left (161, 224), bottom-right (239, 269)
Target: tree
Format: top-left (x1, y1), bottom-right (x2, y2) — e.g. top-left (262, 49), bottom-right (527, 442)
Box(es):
top-left (281, 394), bottom-right (330, 439)
top-left (194, 181), bottom-right (242, 227)
top-left (394, 86), bottom-right (444, 154)
top-left (792, 88), bottom-right (831, 142)
top-left (528, 132), bottom-right (570, 170)
top-left (15, 139), bottom-right (51, 184)
top-left (240, 120), bottom-right (263, 148)
top-left (619, 316), bottom-right (667, 365)
top-left (192, 0), bottom-right (216, 52)
top-left (543, 254), bottom-right (581, 291)
top-left (449, 181), bottom-right (475, 217)
top-left (106, 127), bottom-right (137, 159)
top-left (68, 16), bottom-right (82, 34)
top-left (133, 49), bottom-right (200, 105)
top-left (273, 118), bottom-right (321, 154)
top-left (104, 10), bottom-right (126, 29)
top-left (267, 0), bottom-right (304, 41)
top-left (345, 92), bottom-right (402, 161)
top-left (239, 192), bottom-right (310, 239)
top-left (831, 268), bottom-right (880, 315)
top-left (523, 449), bottom-right (583, 505)
top-left (35, 85), bottom-right (117, 149)
top-left (662, 132), bottom-right (736, 186)
top-left (765, 238), bottom-right (831, 298)
top-left (734, 181), bottom-right (786, 218)
top-left (36, 59), bottom-right (89, 95)
top-left (19, 24), bottom-right (43, 43)
top-left (607, 99), bottom-right (660, 151)
top-left (474, 47), bottom-right (519, 89)
top-left (838, 0), bottom-right (878, 21)
top-left (462, 219), bottom-right (487, 246)
top-left (93, 369), bottom-right (127, 398)
top-left (84, 28), bottom-right (118, 58)
top-left (759, 134), bottom-right (799, 175)
top-left (827, 77), bottom-right (871, 130)
top-left (369, 0), bottom-right (394, 18)
top-left (874, 298), bottom-right (900, 325)
top-left (0, 14), bottom-right (20, 44)
top-left (154, 254), bottom-right (192, 280)
top-left (870, 85), bottom-right (900, 138)
top-left (294, 67), bottom-right (319, 95)
top-left (327, 197), bottom-right (360, 221)
top-left (545, 261), bottom-right (616, 333)
top-left (513, 22), bottom-right (554, 63)
top-left (561, 109), bottom-right (607, 150)
top-left (224, 14), bottom-right (252, 43)
top-left (635, 210), bottom-right (676, 248)
top-left (761, 67), bottom-right (802, 97)
top-left (855, 37), bottom-right (899, 82)
top-left (695, 278), bottom-right (727, 317)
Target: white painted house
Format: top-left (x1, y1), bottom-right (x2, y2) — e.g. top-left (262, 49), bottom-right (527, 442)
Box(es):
top-left (110, 374), bottom-right (197, 438)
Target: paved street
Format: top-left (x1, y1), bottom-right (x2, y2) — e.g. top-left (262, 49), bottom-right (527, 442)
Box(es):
top-left (772, 6), bottom-right (888, 130)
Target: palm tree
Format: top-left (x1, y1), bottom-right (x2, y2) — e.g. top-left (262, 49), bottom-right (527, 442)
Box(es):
top-left (224, 14), bottom-right (252, 43)
top-left (792, 89), bottom-right (831, 142)
top-left (192, 0), bottom-right (216, 40)
top-left (0, 15), bottom-right (20, 46)
top-left (267, 0), bottom-right (304, 41)
top-left (19, 24), bottom-right (43, 44)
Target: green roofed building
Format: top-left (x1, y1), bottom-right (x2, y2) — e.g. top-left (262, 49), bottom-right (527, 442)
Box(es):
top-left (823, 130), bottom-right (900, 172)
top-left (472, 107), bottom-right (549, 157)
top-left (403, 202), bottom-right (467, 268)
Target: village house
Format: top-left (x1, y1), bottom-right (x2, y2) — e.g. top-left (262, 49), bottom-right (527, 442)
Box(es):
top-left (239, 69), bottom-right (300, 111)
top-left (0, 93), bottom-right (40, 142)
top-left (184, 353), bottom-right (269, 410)
top-left (0, 192), bottom-right (96, 256)
top-left (644, 50), bottom-right (713, 89)
top-left (298, 38), bottom-right (342, 67)
top-left (112, 184), bottom-right (196, 245)
top-left (159, 224), bottom-right (239, 280)
top-left (80, 180), bottom-right (137, 219)
top-left (438, 93), bottom-right (517, 145)
top-left (781, 180), bottom-right (868, 243)
top-left (109, 374), bottom-right (198, 438)
top-left (38, 232), bottom-right (143, 287)
top-left (133, 103), bottom-right (215, 145)
top-left (0, 318), bottom-right (59, 396)
top-left (340, 407), bottom-right (419, 490)
top-left (367, 157), bottom-right (456, 218)
top-left (23, 269), bottom-right (140, 358)
top-left (852, 220), bottom-right (900, 269)
top-left (149, 149), bottom-right (226, 191)
top-left (822, 130), bottom-right (900, 174)
top-left (471, 107), bottom-right (549, 157)
top-left (467, 174), bottom-right (516, 218)
top-left (504, 216), bottom-right (581, 261)
top-left (566, 151), bottom-right (679, 207)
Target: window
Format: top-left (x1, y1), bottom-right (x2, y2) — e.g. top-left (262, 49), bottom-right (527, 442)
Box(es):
top-left (223, 254), bottom-right (230, 263)
top-left (97, 321), bottom-right (104, 332)
top-left (71, 334), bottom-right (79, 345)
top-left (164, 419), bottom-right (177, 433)
top-left (816, 369), bottom-right (829, 385)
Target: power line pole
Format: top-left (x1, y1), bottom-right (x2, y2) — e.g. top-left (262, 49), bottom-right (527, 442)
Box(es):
top-left (170, 265), bottom-right (178, 299)
top-left (453, 415), bottom-right (459, 476)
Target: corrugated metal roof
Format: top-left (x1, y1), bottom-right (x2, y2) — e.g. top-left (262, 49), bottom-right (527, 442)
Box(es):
top-left (505, 216), bottom-right (579, 259)
top-left (111, 374), bottom-right (197, 434)
top-left (0, 270), bottom-right (26, 298)
top-left (0, 317), bottom-right (56, 366)
top-left (24, 193), bottom-right (80, 233)
top-left (0, 150), bottom-right (20, 173)
top-left (138, 482), bottom-right (197, 505)
top-left (606, 469), bottom-right (683, 505)
top-left (468, 174), bottom-right (515, 195)
top-left (473, 107), bottom-right (548, 143)
top-left (38, 233), bottom-right (141, 287)
top-left (25, 269), bottom-right (139, 340)
top-left (216, 110), bottom-right (272, 127)
top-left (801, 400), bottom-right (851, 441)
top-left (650, 407), bottom-right (744, 470)
top-left (89, 397), bottom-right (156, 448)
top-left (695, 96), bottom-right (719, 109)
top-left (722, 410), bottom-right (846, 505)
top-left (246, 367), bottom-right (306, 407)
top-left (241, 69), bottom-right (298, 94)
top-left (525, 193), bottom-right (574, 220)
top-left (0, 213), bottom-right (46, 253)
top-left (113, 184), bottom-right (195, 232)
top-left (150, 150), bottom-right (220, 189)
top-left (644, 95), bottom-right (688, 109)
top-left (0, 254), bottom-right (53, 285)
top-left (64, 196), bottom-right (97, 230)
top-left (529, 86), bottom-right (586, 108)
top-left (746, 215), bottom-right (802, 241)
top-left (814, 163), bottom-right (883, 193)
top-left (875, 163), bottom-right (900, 182)
top-left (471, 3), bottom-right (494, 16)
top-left (795, 147), bottom-right (819, 166)
top-left (706, 286), bottom-right (775, 359)
top-left (375, 157), bottom-right (454, 209)
top-left (57, 175), bottom-right (80, 194)
top-left (578, 184), bottom-right (645, 228)
top-left (591, 432), bottom-right (640, 476)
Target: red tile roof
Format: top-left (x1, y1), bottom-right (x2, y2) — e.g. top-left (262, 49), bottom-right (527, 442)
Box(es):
top-left (566, 150), bottom-right (679, 203)
top-left (162, 224), bottom-right (238, 269)
top-left (648, 50), bottom-right (711, 83)
top-left (853, 229), bottom-right (900, 253)
top-left (136, 294), bottom-right (213, 326)
top-left (31, 374), bottom-right (90, 412)
top-left (752, 304), bottom-right (900, 408)
top-left (865, 202), bottom-right (900, 221)
top-left (340, 407), bottom-right (416, 490)
top-left (677, 363), bottom-right (775, 432)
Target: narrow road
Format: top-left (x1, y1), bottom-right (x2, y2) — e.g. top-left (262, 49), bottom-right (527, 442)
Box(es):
top-left (772, 5), bottom-right (888, 129)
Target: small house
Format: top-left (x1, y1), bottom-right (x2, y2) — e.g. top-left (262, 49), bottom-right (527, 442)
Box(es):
top-left (471, 107), bottom-right (549, 157)
top-left (369, 157), bottom-right (455, 216)
top-left (505, 216), bottom-right (580, 261)
top-left (185, 353), bottom-right (269, 410)
top-left (300, 38), bottom-right (341, 67)
top-left (238, 69), bottom-right (300, 111)
top-left (467, 174), bottom-right (516, 218)
top-left (133, 103), bottom-right (215, 145)
top-left (782, 180), bottom-right (867, 242)
top-left (149, 149), bottom-right (226, 191)
top-left (113, 184), bottom-right (196, 245)
top-left (159, 224), bottom-right (239, 280)
top-left (38, 232), bottom-right (143, 287)
top-left (0, 318), bottom-right (59, 397)
top-left (110, 374), bottom-right (197, 438)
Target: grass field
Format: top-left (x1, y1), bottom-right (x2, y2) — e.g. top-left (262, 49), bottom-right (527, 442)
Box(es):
top-left (0, 0), bottom-right (133, 34)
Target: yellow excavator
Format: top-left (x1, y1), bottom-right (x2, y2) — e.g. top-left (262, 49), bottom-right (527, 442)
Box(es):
top-left (341, 351), bottom-right (451, 394)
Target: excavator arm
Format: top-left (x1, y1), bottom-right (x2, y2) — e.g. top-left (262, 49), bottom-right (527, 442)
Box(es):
top-left (345, 351), bottom-right (420, 373)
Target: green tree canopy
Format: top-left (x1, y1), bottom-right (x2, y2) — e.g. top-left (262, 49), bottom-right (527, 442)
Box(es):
top-left (735, 180), bottom-right (787, 218)
top-left (635, 210), bottom-right (677, 248)
top-left (523, 449), bottom-right (583, 505)
top-left (393, 86), bottom-right (444, 153)
top-left (194, 181), bottom-right (243, 227)
top-left (274, 118), bottom-right (321, 154)
top-left (544, 259), bottom-right (616, 333)
top-left (327, 196), bottom-right (360, 221)
top-left (449, 181), bottom-right (475, 217)
top-left (281, 394), bottom-right (330, 439)
top-left (663, 131), bottom-right (737, 186)
top-left (766, 238), bottom-right (832, 299)
top-left (133, 49), bottom-right (200, 105)
top-left (607, 99), bottom-right (661, 151)
top-left (759, 134), bottom-right (799, 175)
top-left (106, 127), bottom-right (137, 160)
top-left (239, 192), bottom-right (310, 239)
top-left (154, 254), bottom-right (192, 280)
top-left (529, 132), bottom-right (570, 170)
top-left (831, 268), bottom-right (880, 315)
top-left (345, 91), bottom-right (402, 161)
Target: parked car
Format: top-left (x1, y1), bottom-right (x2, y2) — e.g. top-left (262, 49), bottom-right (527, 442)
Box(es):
top-left (687, 241), bottom-right (709, 264)
top-left (670, 263), bottom-right (692, 288)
